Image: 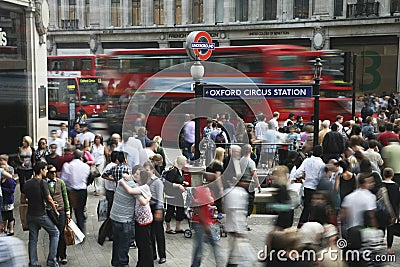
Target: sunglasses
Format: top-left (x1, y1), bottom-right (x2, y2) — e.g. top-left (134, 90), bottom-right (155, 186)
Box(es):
top-left (49, 170), bottom-right (56, 173)
top-left (40, 142), bottom-right (47, 145)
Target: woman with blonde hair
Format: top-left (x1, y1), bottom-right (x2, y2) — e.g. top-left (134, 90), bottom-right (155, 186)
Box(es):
top-left (205, 147), bottom-right (225, 219)
top-left (164, 155), bottom-right (188, 234)
top-left (153, 136), bottom-right (166, 167)
top-left (16, 136), bottom-right (35, 192)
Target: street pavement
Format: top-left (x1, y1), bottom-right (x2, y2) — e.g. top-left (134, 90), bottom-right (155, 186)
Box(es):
top-left (8, 181), bottom-right (400, 267)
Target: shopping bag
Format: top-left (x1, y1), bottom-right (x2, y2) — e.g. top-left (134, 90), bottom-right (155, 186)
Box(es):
top-left (19, 204), bottom-right (29, 231)
top-left (97, 217), bottom-right (112, 246)
top-left (97, 198), bottom-right (108, 222)
top-left (68, 219), bottom-right (85, 244)
top-left (64, 221), bottom-right (75, 246)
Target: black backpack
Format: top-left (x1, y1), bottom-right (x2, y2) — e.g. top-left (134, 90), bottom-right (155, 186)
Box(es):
top-left (214, 131), bottom-right (226, 144)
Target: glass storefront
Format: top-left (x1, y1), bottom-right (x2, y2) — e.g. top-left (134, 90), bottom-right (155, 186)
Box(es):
top-left (0, 2), bottom-right (28, 154)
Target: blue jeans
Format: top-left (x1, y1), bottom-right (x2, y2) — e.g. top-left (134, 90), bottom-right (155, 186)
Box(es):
top-left (111, 220), bottom-right (133, 266)
top-left (27, 214), bottom-right (60, 267)
top-left (0, 196), bottom-right (3, 225)
top-left (191, 222), bottom-right (224, 267)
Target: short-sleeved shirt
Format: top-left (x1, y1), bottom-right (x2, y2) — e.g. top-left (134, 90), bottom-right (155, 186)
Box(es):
top-left (342, 188), bottom-right (376, 229)
top-left (110, 180), bottom-right (137, 223)
top-left (239, 157), bottom-right (256, 182)
top-left (22, 178), bottom-right (49, 216)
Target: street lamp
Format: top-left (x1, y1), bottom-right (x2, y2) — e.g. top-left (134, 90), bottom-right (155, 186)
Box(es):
top-left (191, 60), bottom-right (204, 165)
top-left (313, 57), bottom-right (322, 147)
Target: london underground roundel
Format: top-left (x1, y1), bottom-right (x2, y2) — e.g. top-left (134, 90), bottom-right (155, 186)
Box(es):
top-left (186, 31), bottom-right (215, 61)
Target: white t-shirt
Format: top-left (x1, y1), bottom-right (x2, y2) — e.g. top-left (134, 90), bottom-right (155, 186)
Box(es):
top-left (223, 186), bottom-right (248, 233)
top-left (77, 131), bottom-right (95, 146)
top-left (102, 162), bottom-right (117, 191)
top-left (342, 188), bottom-right (376, 229)
top-left (50, 138), bottom-right (66, 156)
top-left (255, 121), bottom-right (269, 140)
top-left (139, 149), bottom-right (155, 166)
top-left (57, 129), bottom-right (69, 142)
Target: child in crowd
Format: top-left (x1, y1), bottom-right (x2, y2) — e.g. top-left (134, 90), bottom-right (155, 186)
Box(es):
top-left (1, 164), bottom-right (16, 235)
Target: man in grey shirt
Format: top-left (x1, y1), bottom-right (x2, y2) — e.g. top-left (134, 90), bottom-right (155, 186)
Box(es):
top-left (143, 161), bottom-right (166, 264)
top-left (110, 167), bottom-right (143, 267)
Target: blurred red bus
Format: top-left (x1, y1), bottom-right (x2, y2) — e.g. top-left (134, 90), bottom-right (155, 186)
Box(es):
top-left (103, 45), bottom-right (360, 140)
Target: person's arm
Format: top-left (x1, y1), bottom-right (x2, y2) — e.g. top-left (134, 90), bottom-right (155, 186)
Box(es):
top-left (101, 167), bottom-right (115, 181)
top-left (335, 173), bottom-right (340, 193)
top-left (46, 194), bottom-right (60, 216)
top-left (104, 146), bottom-right (110, 163)
top-left (20, 192), bottom-right (28, 204)
top-left (118, 179), bottom-right (143, 195)
top-left (251, 169), bottom-right (262, 193)
top-left (60, 180), bottom-right (71, 219)
top-left (1, 169), bottom-right (12, 179)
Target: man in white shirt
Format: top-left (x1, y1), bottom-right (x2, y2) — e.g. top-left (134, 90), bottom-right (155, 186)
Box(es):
top-left (254, 114), bottom-right (269, 140)
top-left (61, 150), bottom-right (90, 233)
top-left (293, 145), bottom-right (325, 227)
top-left (363, 140), bottom-right (384, 169)
top-left (341, 175), bottom-right (377, 230)
top-left (268, 111), bottom-right (280, 131)
top-left (56, 123), bottom-right (69, 143)
top-left (76, 123), bottom-right (95, 148)
top-left (139, 140), bottom-right (156, 166)
top-left (49, 130), bottom-right (65, 156)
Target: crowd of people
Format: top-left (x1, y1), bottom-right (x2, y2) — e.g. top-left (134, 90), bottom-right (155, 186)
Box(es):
top-left (1, 92), bottom-right (400, 266)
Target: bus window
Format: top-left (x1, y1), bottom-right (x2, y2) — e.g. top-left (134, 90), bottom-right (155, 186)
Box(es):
top-left (81, 59), bottom-right (93, 71)
top-left (66, 58), bottom-right (79, 71)
top-left (79, 78), bottom-right (104, 105)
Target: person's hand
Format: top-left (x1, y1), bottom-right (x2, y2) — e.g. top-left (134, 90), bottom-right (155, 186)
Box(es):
top-left (66, 213), bottom-right (71, 220)
top-left (258, 186), bottom-right (262, 193)
top-left (179, 184), bottom-right (186, 192)
top-left (204, 225), bottom-right (211, 236)
top-left (122, 173), bottom-right (131, 181)
top-left (183, 181), bottom-right (189, 186)
top-left (154, 209), bottom-right (163, 221)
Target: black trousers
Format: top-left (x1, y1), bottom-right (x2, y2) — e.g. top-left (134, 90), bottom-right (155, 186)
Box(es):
top-left (105, 190), bottom-right (114, 218)
top-left (135, 223), bottom-right (154, 267)
top-left (73, 189), bottom-right (87, 234)
top-left (298, 188), bottom-right (315, 227)
top-left (17, 169), bottom-right (33, 193)
top-left (150, 204), bottom-right (166, 259)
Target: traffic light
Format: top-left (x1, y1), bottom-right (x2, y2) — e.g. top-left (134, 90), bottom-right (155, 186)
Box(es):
top-left (340, 51), bottom-right (352, 82)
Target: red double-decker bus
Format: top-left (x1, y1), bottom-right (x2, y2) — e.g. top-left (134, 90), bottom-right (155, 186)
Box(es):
top-left (47, 55), bottom-right (98, 76)
top-left (103, 45), bottom-right (360, 140)
top-left (48, 76), bottom-right (107, 119)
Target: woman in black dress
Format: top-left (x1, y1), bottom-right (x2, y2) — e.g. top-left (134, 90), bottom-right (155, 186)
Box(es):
top-left (205, 147), bottom-right (225, 219)
top-left (382, 167), bottom-right (400, 254)
top-left (335, 159), bottom-right (356, 205)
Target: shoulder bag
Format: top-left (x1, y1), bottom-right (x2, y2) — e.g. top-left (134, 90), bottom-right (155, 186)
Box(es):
top-left (40, 179), bottom-right (59, 226)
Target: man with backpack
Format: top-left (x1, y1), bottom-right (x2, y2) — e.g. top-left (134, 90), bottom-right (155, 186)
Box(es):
top-left (209, 123), bottom-right (228, 149)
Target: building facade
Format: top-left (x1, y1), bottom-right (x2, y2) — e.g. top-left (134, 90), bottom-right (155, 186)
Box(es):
top-left (0, 0), bottom-right (49, 154)
top-left (48, 0), bottom-right (400, 95)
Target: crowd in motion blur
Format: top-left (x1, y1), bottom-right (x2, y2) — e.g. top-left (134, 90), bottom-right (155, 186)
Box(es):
top-left (1, 93), bottom-right (400, 266)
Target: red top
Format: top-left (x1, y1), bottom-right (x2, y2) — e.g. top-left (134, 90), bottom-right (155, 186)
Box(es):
top-left (377, 132), bottom-right (399, 147)
top-left (192, 205), bottom-right (216, 226)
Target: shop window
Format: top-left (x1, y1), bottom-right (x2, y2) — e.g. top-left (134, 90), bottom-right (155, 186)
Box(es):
top-left (132, 0), bottom-right (141, 26)
top-left (85, 0), bottom-right (90, 27)
top-left (235, 0), bottom-right (248, 21)
top-left (154, 0), bottom-right (164, 25)
top-left (215, 0), bottom-right (224, 23)
top-left (192, 0), bottom-right (203, 24)
top-left (294, 0), bottom-right (309, 19)
top-left (263, 0), bottom-right (277, 20)
top-left (111, 0), bottom-right (121, 27)
top-left (175, 0), bottom-right (182, 25)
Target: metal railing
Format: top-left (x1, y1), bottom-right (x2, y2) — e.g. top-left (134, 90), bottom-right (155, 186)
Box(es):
top-left (347, 2), bottom-right (380, 17)
top-left (61, 19), bottom-right (79, 29)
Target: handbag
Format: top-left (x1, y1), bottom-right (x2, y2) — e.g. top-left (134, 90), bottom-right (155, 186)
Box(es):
top-left (40, 179), bottom-right (59, 226)
top-left (19, 204), bottom-right (29, 231)
top-left (87, 165), bottom-right (100, 185)
top-left (64, 220), bottom-right (75, 246)
top-left (97, 198), bottom-right (108, 222)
